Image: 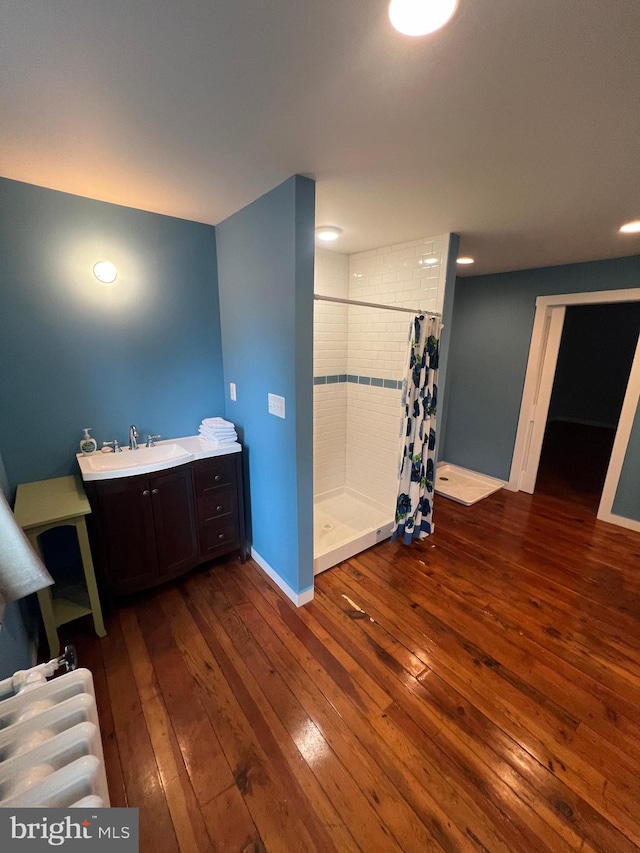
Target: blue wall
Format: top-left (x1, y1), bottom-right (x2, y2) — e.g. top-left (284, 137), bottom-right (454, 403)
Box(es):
top-left (0, 178), bottom-right (224, 495)
top-left (0, 600), bottom-right (33, 679)
top-left (216, 176), bottom-right (315, 597)
top-left (0, 451), bottom-right (8, 498)
top-left (444, 254), bottom-right (640, 519)
top-left (613, 400), bottom-right (640, 520)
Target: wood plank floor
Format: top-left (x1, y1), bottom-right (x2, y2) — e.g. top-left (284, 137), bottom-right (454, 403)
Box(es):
top-left (64, 486), bottom-right (640, 852)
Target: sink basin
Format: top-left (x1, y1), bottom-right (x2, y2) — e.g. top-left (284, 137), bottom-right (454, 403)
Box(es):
top-left (77, 434), bottom-right (241, 482)
top-left (78, 443), bottom-right (191, 480)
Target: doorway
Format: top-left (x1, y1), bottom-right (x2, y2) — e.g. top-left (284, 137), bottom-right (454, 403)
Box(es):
top-left (509, 288), bottom-right (640, 529)
top-left (535, 302), bottom-right (640, 511)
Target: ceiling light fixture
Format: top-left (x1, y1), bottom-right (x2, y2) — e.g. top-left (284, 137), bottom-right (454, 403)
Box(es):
top-left (316, 226), bottom-right (343, 242)
top-left (619, 220), bottom-right (640, 234)
top-left (457, 256), bottom-right (475, 265)
top-left (93, 261), bottom-right (117, 283)
top-left (388, 0), bottom-right (458, 36)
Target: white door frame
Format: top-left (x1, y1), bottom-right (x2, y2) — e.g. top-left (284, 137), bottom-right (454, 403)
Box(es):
top-left (509, 303), bottom-right (566, 493)
top-left (598, 331), bottom-right (640, 532)
top-left (508, 289), bottom-right (640, 511)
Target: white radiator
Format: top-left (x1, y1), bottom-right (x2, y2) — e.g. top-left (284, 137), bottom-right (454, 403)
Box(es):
top-left (0, 648), bottom-right (110, 807)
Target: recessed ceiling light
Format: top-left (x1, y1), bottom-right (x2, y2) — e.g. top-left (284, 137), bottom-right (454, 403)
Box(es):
top-left (316, 226), bottom-right (343, 242)
top-left (389, 0), bottom-right (458, 37)
top-left (93, 261), bottom-right (117, 283)
top-left (619, 220), bottom-right (640, 234)
top-left (457, 257), bottom-right (474, 265)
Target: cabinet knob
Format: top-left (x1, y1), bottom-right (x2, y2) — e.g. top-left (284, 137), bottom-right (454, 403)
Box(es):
top-left (218, 533), bottom-right (225, 540)
top-left (143, 490), bottom-right (150, 497)
top-left (214, 474), bottom-right (221, 482)
top-left (217, 505), bottom-right (223, 512)
top-left (152, 488), bottom-right (159, 495)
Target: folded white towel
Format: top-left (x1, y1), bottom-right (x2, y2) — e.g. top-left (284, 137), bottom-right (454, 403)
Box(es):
top-left (199, 427), bottom-right (237, 440)
top-left (200, 422), bottom-right (235, 431)
top-left (199, 423), bottom-right (236, 433)
top-left (202, 417), bottom-right (235, 429)
top-left (199, 425), bottom-right (237, 445)
top-left (200, 434), bottom-right (236, 443)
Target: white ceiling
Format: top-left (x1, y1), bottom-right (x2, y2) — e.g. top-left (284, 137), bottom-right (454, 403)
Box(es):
top-left (1, 0), bottom-right (639, 276)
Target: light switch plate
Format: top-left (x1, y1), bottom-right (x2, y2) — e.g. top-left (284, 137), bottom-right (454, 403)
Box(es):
top-left (229, 382), bottom-right (236, 401)
top-left (268, 393), bottom-right (285, 418)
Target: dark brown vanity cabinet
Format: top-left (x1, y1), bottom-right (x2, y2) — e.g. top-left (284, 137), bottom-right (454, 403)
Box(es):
top-left (85, 453), bottom-right (245, 598)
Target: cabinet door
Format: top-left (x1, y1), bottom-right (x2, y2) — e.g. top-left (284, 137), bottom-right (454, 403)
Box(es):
top-left (93, 476), bottom-right (159, 595)
top-left (150, 466), bottom-right (198, 582)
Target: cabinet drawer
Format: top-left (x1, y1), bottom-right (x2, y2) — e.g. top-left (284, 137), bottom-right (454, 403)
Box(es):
top-left (199, 515), bottom-right (239, 558)
top-left (197, 484), bottom-right (236, 522)
top-left (194, 455), bottom-right (236, 495)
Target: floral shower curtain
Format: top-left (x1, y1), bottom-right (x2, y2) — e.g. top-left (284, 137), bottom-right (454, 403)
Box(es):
top-left (392, 314), bottom-right (442, 545)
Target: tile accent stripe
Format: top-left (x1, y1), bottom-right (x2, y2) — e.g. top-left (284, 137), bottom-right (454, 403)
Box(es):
top-left (314, 374), bottom-right (402, 389)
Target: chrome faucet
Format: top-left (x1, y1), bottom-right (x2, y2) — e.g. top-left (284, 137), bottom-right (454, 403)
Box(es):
top-left (102, 440), bottom-right (122, 453)
top-left (146, 434), bottom-right (161, 448)
top-left (129, 424), bottom-right (138, 450)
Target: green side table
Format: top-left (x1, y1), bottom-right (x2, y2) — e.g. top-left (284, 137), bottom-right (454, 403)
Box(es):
top-left (14, 475), bottom-right (107, 657)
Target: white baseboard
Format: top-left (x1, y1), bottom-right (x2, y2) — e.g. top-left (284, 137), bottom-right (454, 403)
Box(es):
top-left (250, 548), bottom-right (314, 607)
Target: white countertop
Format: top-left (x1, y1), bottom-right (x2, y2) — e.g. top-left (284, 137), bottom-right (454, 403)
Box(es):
top-left (77, 435), bottom-right (241, 481)
top-left (167, 435), bottom-right (241, 459)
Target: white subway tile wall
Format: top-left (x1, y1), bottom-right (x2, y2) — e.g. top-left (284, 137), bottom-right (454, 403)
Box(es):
top-left (314, 384), bottom-right (348, 495)
top-left (314, 249), bottom-right (348, 495)
top-left (345, 236), bottom-right (448, 508)
top-left (314, 236), bottom-right (449, 510)
top-left (344, 384), bottom-right (403, 509)
top-left (313, 248), bottom-right (348, 376)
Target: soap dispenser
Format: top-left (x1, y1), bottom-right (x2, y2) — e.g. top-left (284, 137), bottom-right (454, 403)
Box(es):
top-left (80, 428), bottom-right (98, 455)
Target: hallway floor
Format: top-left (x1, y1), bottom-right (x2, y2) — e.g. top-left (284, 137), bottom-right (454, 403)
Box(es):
top-left (536, 420), bottom-right (617, 512)
top-left (66, 485), bottom-right (640, 852)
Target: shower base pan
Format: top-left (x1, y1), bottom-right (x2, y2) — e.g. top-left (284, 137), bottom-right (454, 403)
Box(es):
top-left (435, 463), bottom-right (504, 506)
top-left (314, 488), bottom-right (394, 575)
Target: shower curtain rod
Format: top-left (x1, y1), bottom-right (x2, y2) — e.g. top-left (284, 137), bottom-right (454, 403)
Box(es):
top-left (314, 293), bottom-right (442, 317)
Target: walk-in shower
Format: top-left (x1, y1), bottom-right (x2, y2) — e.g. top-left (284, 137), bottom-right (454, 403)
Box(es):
top-left (313, 234), bottom-right (452, 575)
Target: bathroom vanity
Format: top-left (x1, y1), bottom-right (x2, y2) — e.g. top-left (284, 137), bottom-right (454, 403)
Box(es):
top-left (78, 437), bottom-right (245, 598)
